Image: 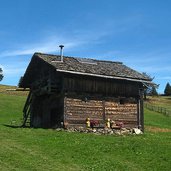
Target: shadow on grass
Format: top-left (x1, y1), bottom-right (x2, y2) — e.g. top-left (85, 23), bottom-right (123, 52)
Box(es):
top-left (3, 124), bottom-right (30, 128)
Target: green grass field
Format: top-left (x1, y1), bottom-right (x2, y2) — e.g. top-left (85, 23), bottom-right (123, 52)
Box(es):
top-left (0, 85), bottom-right (171, 171)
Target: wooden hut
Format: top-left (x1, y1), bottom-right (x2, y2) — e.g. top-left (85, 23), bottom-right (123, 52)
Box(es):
top-left (20, 52), bottom-right (152, 131)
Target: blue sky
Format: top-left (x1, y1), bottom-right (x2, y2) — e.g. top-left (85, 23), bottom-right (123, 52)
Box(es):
top-left (0, 0), bottom-right (171, 93)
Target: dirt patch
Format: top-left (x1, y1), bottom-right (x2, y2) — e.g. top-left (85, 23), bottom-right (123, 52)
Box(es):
top-left (145, 126), bottom-right (171, 133)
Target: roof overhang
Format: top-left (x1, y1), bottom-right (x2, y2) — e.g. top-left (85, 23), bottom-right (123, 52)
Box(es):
top-left (56, 69), bottom-right (153, 84)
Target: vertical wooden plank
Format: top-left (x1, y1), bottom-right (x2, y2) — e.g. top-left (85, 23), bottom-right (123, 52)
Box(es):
top-left (61, 75), bottom-right (64, 91)
top-left (42, 98), bottom-right (50, 128)
top-left (103, 100), bottom-right (106, 123)
top-left (137, 98), bottom-right (140, 128)
top-left (63, 95), bottom-right (67, 125)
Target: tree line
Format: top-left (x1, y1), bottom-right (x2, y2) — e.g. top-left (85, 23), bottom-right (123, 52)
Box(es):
top-left (145, 82), bottom-right (171, 96)
top-left (144, 82), bottom-right (171, 97)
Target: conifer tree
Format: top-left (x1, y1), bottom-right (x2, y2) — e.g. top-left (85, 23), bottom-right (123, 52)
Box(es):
top-left (164, 82), bottom-right (171, 96)
top-left (0, 68), bottom-right (3, 81)
top-left (18, 76), bottom-right (23, 87)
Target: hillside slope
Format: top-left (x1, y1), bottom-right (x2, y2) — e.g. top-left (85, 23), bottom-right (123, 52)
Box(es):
top-left (146, 96), bottom-right (171, 110)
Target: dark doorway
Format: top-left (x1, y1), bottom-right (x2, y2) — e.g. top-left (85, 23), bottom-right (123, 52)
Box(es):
top-left (50, 108), bottom-right (61, 127)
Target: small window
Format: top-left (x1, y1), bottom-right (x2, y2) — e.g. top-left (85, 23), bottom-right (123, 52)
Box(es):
top-left (84, 97), bottom-right (88, 103)
top-left (119, 99), bottom-right (125, 105)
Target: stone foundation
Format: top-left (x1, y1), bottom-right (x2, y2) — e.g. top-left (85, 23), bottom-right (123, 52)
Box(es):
top-left (56, 127), bottom-right (143, 135)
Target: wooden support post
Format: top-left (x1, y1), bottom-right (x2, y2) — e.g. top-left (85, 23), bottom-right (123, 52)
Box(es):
top-left (103, 100), bottom-right (106, 124)
top-left (139, 89), bottom-right (144, 132)
top-left (137, 98), bottom-right (140, 128)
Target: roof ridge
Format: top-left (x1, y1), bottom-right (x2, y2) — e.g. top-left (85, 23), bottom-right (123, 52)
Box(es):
top-left (34, 52), bottom-right (60, 57)
top-left (34, 52), bottom-right (122, 64)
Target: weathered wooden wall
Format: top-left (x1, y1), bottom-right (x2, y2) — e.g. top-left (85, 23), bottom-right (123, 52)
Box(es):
top-left (30, 95), bottom-right (44, 127)
top-left (63, 75), bottom-right (140, 97)
top-left (21, 55), bottom-right (63, 93)
top-left (64, 95), bottom-right (138, 128)
top-left (30, 94), bottom-right (64, 128)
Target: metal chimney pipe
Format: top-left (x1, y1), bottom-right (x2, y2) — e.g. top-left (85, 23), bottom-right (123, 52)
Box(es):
top-left (59, 45), bottom-right (64, 62)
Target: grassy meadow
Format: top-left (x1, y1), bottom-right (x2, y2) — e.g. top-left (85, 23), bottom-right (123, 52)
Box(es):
top-left (0, 85), bottom-right (171, 171)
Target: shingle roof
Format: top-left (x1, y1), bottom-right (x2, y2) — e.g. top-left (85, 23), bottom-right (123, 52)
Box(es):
top-left (35, 52), bottom-right (151, 83)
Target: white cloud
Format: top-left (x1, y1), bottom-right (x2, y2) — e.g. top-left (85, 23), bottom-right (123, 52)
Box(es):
top-left (0, 28), bottom-right (113, 58)
top-left (0, 40), bottom-right (81, 57)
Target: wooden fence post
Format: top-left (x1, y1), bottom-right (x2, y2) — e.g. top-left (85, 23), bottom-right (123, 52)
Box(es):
top-left (144, 102), bottom-right (171, 117)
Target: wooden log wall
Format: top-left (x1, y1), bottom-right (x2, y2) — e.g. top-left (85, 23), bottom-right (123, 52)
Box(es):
top-left (105, 99), bottom-right (137, 128)
top-left (65, 97), bottom-right (104, 126)
top-left (64, 96), bottom-right (138, 128)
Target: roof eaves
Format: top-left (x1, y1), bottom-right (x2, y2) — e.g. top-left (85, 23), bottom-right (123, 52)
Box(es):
top-left (56, 69), bottom-right (152, 84)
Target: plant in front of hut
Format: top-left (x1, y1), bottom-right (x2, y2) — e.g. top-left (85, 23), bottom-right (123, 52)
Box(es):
top-left (90, 120), bottom-right (99, 128)
top-left (116, 121), bottom-right (124, 128)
